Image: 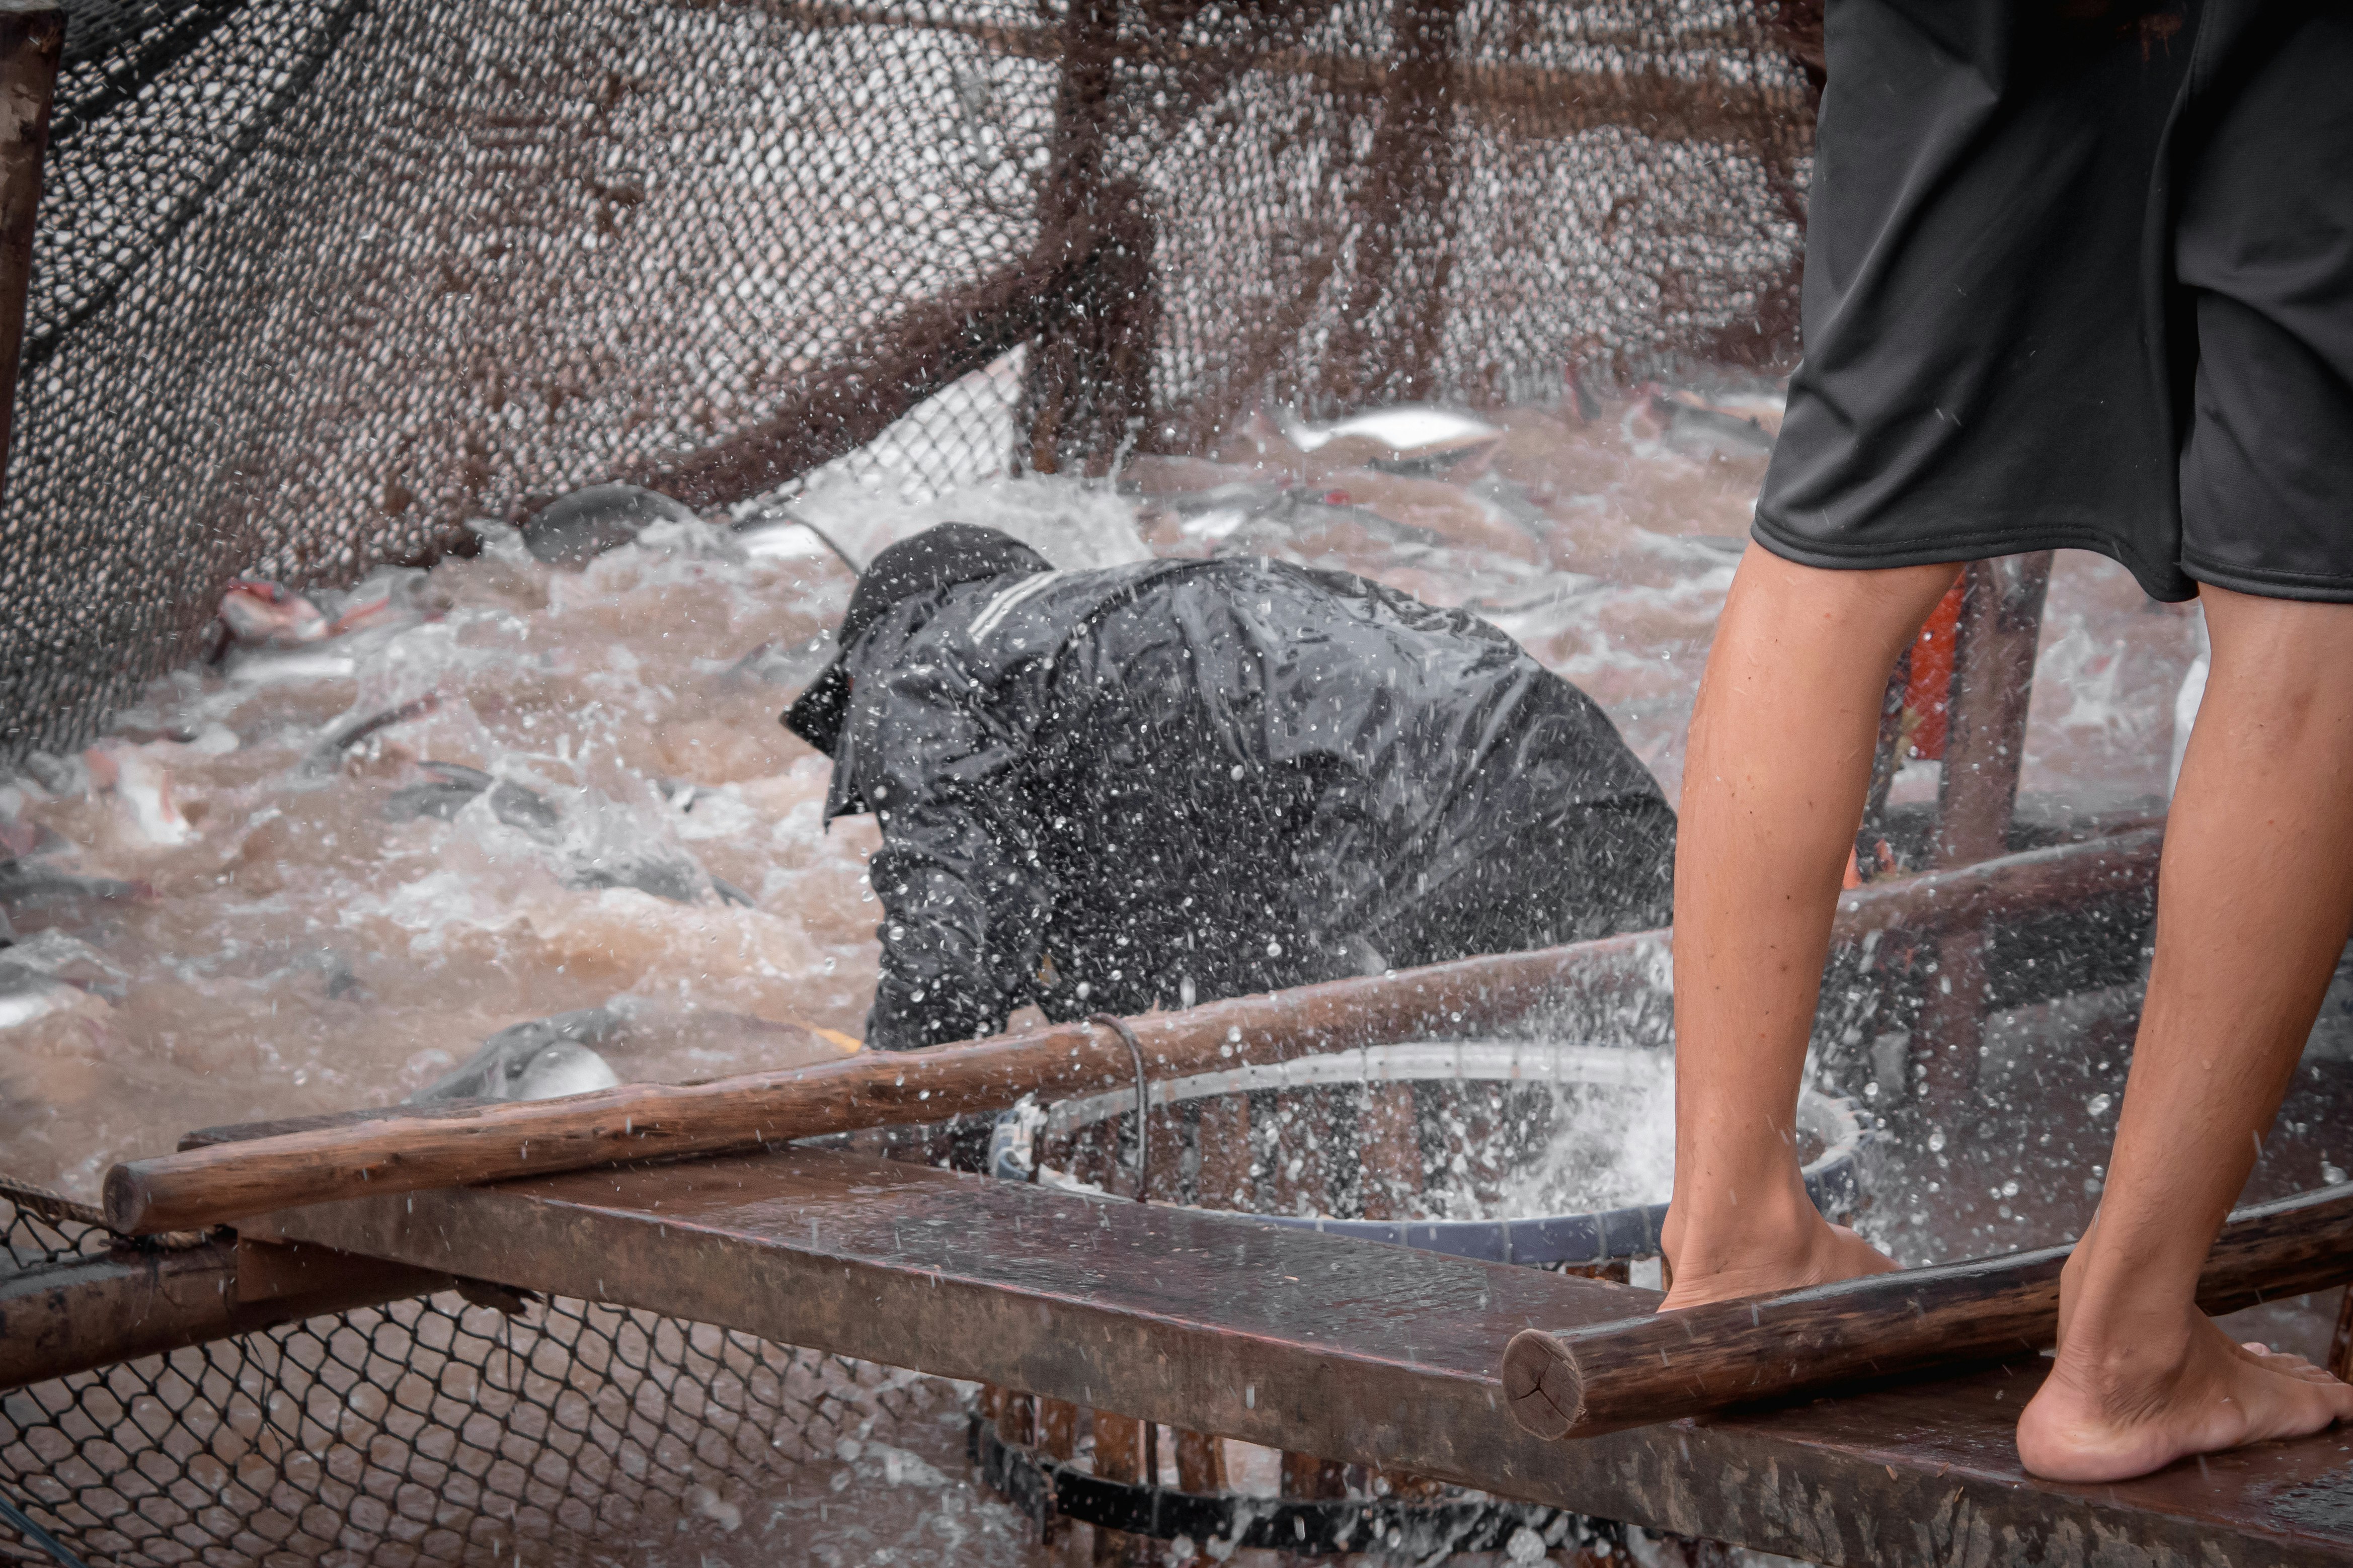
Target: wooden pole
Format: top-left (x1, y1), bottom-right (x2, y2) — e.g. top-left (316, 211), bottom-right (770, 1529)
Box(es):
top-left (1196, 1094), bottom-right (1251, 1210)
top-left (0, 2), bottom-right (61, 511)
top-left (1357, 1083), bottom-right (1422, 1220)
top-left (1171, 1428), bottom-right (1225, 1493)
top-left (101, 827), bottom-right (2161, 1235)
top-left (1916, 553), bottom-right (2054, 1096)
top-left (1501, 1180), bottom-right (2353, 1441)
top-left (1091, 1409), bottom-right (1152, 1565)
top-left (1038, 1395), bottom-right (1079, 1461)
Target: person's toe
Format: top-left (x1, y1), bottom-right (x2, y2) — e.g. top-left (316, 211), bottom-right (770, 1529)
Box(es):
top-left (2232, 1342), bottom-right (2340, 1384)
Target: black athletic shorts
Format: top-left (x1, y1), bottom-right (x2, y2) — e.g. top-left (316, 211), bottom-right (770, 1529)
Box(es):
top-left (1753, 0), bottom-right (2353, 604)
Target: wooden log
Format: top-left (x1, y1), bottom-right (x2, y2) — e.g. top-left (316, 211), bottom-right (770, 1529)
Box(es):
top-left (1269, 1089), bottom-right (1330, 1216)
top-left (994, 1385), bottom-right (1036, 1447)
top-left (1917, 554), bottom-right (2055, 1096)
top-left (1172, 1428), bottom-right (1225, 1492)
top-left (702, 0), bottom-right (1812, 148)
top-left (1091, 1409), bottom-right (1154, 1565)
top-left (1356, 1082), bottom-right (1422, 1221)
top-left (1039, 1395), bottom-right (1080, 1461)
top-left (631, 245), bottom-right (1085, 512)
top-left (0, 3), bottom-right (59, 513)
top-left (1501, 1180), bottom-right (2353, 1441)
top-left (1196, 1093), bottom-right (1252, 1210)
top-left (1, 1237), bottom-right (447, 1392)
top-left (1280, 1449), bottom-right (1349, 1500)
top-left (1931, 555), bottom-right (2054, 871)
top-left (103, 828), bottom-right (2161, 1236)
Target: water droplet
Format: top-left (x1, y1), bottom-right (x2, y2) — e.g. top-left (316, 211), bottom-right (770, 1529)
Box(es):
top-left (2086, 1093), bottom-right (2112, 1117)
top-left (1926, 1129), bottom-right (1946, 1153)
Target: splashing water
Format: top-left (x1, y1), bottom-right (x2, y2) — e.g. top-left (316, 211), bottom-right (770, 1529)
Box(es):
top-left (1498, 1057), bottom-right (1681, 1218)
top-left (0, 383), bottom-right (2190, 1218)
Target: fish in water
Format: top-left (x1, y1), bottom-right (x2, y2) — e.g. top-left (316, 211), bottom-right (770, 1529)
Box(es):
top-left (384, 763), bottom-right (717, 904)
top-left (0, 817), bottom-right (68, 859)
top-left (0, 963), bottom-right (77, 1030)
top-left (219, 579), bottom-right (330, 646)
top-left (1642, 387), bottom-right (1778, 458)
top-left (112, 749), bottom-right (194, 846)
top-left (383, 763), bottom-right (559, 839)
top-left (520, 484), bottom-right (700, 568)
top-left (300, 693), bottom-right (441, 777)
top-left (716, 638), bottom-right (837, 689)
top-left (0, 928), bottom-right (129, 1024)
top-left (410, 1008), bottom-right (625, 1103)
top-left (1282, 404), bottom-right (1505, 477)
top-left (383, 761), bottom-right (497, 824)
top-left (0, 857), bottom-right (150, 936)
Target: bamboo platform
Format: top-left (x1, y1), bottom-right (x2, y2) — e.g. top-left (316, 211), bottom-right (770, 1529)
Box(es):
top-left (219, 1138), bottom-right (2353, 1568)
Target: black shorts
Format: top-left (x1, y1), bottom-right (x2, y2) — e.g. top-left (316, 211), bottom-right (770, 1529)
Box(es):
top-left (1753, 0), bottom-right (2353, 604)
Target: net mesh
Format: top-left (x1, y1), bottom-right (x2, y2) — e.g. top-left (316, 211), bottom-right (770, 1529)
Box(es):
top-left (1, 0), bottom-right (1812, 762)
top-left (1, 1191), bottom-right (963, 1566)
top-left (2, 0), bottom-right (1813, 1557)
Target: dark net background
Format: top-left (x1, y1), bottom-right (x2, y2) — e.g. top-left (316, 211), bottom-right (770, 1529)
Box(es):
top-left (1, 0), bottom-right (1813, 762)
top-left (2, 1), bottom-right (1811, 1557)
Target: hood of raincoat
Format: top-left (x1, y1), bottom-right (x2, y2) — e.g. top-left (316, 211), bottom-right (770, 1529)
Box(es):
top-left (782, 522), bottom-right (1052, 757)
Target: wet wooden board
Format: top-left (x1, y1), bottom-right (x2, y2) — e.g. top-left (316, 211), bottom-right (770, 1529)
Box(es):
top-left (0, 1238), bottom-right (448, 1391)
top-left (239, 1146), bottom-right (2353, 1567)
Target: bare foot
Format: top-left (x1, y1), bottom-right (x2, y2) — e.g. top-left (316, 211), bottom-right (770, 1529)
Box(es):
top-left (2017, 1310), bottom-right (2353, 1481)
top-left (1658, 1209), bottom-right (1898, 1312)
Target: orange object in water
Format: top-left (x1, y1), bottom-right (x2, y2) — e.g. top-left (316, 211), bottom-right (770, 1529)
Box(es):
top-left (1902, 580), bottom-right (1967, 760)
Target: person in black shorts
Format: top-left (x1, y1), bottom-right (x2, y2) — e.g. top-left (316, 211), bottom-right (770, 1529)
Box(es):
top-left (1658, 0), bottom-right (2353, 1482)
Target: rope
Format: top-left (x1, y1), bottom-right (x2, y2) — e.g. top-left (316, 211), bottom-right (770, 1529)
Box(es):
top-left (0, 1481), bottom-right (90, 1568)
top-left (1086, 1013), bottom-right (1151, 1203)
top-left (0, 1173), bottom-right (104, 1230)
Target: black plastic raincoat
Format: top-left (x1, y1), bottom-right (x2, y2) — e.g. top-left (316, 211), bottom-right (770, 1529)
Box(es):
top-left (819, 556), bottom-right (1676, 1050)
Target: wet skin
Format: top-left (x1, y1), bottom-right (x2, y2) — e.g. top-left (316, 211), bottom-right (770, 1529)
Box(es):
top-left (1662, 547), bottom-right (2353, 1482)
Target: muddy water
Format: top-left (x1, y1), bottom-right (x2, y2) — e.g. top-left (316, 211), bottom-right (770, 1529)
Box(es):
top-left (0, 387), bottom-right (2211, 1565)
top-left (0, 387), bottom-right (2196, 1200)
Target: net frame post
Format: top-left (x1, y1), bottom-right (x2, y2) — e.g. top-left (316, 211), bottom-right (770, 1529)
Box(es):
top-left (1315, 0), bottom-right (1465, 411)
top-left (0, 1), bottom-right (59, 512)
top-left (1916, 552), bottom-right (2056, 1100)
top-left (1018, 0), bottom-right (1159, 478)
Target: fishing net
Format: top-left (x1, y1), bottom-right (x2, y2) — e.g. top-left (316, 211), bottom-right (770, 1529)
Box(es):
top-left (2, 0), bottom-right (1814, 1557)
top-left (1, 0), bottom-right (1814, 762)
top-left (1, 1189), bottom-right (965, 1566)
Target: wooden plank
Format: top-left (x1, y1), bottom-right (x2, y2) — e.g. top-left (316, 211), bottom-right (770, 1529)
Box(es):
top-left (239, 1146), bottom-right (2353, 1567)
top-left (0, 1240), bottom-right (448, 1392)
top-left (1502, 1182), bottom-right (2353, 1440)
top-left (107, 827), bottom-right (2161, 1237)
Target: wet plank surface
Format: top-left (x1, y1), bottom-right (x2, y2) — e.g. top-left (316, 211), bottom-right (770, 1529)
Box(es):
top-left (244, 1145), bottom-right (2353, 1567)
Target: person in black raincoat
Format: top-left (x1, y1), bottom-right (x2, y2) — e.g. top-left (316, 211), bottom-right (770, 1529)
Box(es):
top-left (786, 523), bottom-right (1676, 1052)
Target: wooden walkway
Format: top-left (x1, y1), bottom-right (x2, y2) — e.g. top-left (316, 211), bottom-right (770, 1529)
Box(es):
top-left (231, 1142), bottom-right (2353, 1567)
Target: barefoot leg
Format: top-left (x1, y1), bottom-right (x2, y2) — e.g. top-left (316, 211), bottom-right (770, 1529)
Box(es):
top-left (1660, 547), bottom-right (1958, 1309)
top-left (2017, 586), bottom-right (2353, 1481)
